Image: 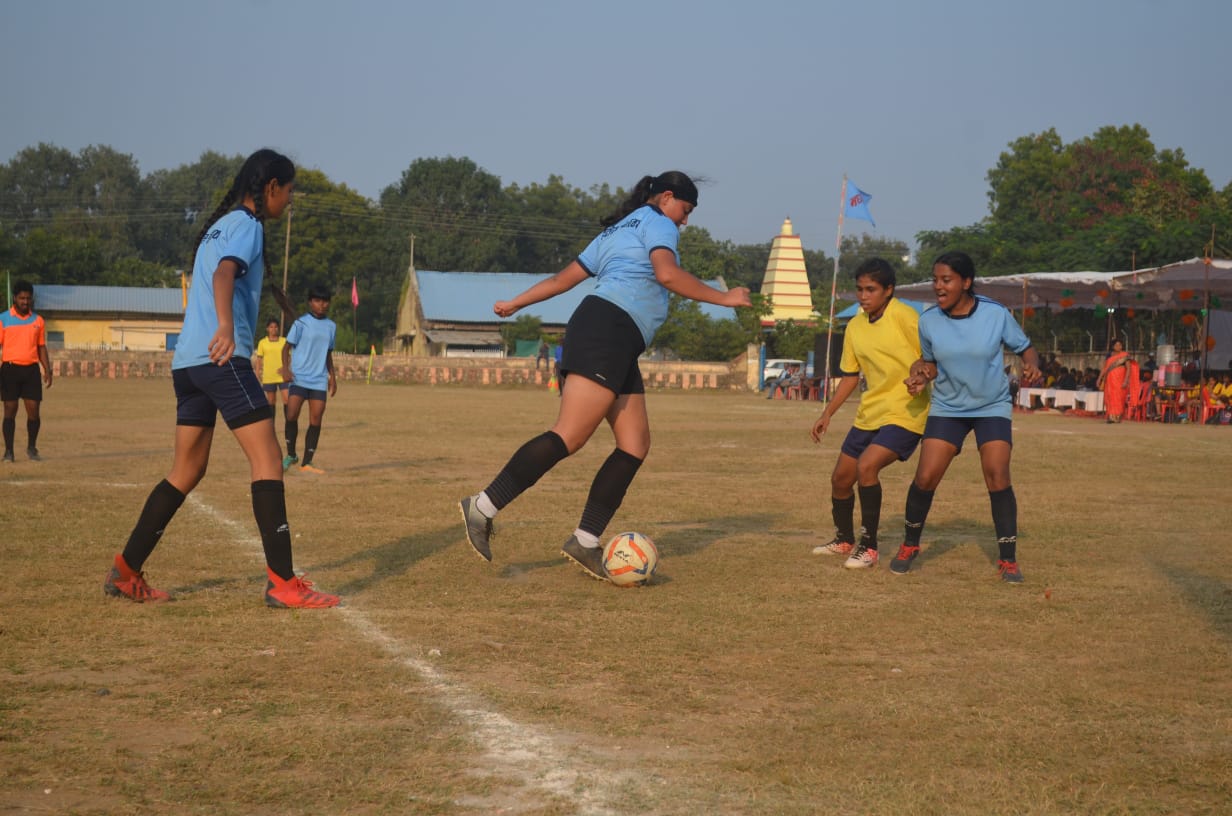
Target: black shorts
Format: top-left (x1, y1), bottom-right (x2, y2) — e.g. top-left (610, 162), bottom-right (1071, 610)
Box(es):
top-left (561, 296), bottom-right (646, 396)
top-left (173, 358), bottom-right (273, 430)
top-left (923, 415), bottom-right (1013, 454)
top-left (840, 424), bottom-right (922, 461)
top-left (289, 384), bottom-right (328, 401)
top-left (0, 363), bottom-right (42, 402)
top-left (262, 382), bottom-right (289, 393)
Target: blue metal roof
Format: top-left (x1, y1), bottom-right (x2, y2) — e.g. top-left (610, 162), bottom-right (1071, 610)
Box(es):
top-left (417, 270), bottom-right (737, 324)
top-left (836, 298), bottom-right (932, 320)
top-left (30, 285), bottom-right (183, 316)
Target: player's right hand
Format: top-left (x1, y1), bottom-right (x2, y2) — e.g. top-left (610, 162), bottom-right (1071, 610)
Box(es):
top-left (493, 300), bottom-right (519, 318)
top-left (811, 414), bottom-right (830, 443)
top-left (208, 329), bottom-right (236, 365)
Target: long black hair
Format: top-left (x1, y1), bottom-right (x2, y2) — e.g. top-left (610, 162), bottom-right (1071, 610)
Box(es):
top-left (600, 171), bottom-right (698, 227)
top-left (193, 149), bottom-right (295, 268)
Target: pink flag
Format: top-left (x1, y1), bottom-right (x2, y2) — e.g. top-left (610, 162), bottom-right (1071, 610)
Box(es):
top-left (351, 277), bottom-right (359, 309)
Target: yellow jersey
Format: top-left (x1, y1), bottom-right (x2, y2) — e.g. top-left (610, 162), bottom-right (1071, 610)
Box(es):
top-left (839, 297), bottom-right (930, 434)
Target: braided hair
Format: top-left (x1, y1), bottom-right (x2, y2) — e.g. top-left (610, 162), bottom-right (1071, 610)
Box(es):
top-left (600, 171), bottom-right (698, 227)
top-left (192, 149), bottom-right (295, 270)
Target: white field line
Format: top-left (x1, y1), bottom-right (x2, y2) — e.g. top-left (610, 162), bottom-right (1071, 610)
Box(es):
top-left (185, 494), bottom-right (617, 816)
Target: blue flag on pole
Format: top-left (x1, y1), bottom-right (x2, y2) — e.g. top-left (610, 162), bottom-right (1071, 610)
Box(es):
top-left (845, 181), bottom-right (875, 227)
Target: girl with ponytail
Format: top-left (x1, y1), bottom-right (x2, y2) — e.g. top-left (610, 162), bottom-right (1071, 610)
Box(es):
top-left (459, 171), bottom-right (752, 581)
top-left (105, 149), bottom-right (340, 609)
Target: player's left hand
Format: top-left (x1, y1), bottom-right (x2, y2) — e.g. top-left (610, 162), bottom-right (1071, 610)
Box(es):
top-left (328, 373), bottom-right (337, 397)
top-left (724, 287), bottom-right (753, 308)
top-left (494, 300), bottom-right (519, 318)
top-left (208, 329), bottom-right (236, 365)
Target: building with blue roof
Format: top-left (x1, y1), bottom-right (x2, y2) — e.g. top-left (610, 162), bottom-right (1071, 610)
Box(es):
top-left (395, 269), bottom-right (737, 357)
top-left (27, 284), bottom-right (185, 351)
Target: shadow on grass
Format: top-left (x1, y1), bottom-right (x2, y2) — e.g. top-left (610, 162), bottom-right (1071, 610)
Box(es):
top-left (647, 512), bottom-right (780, 558)
top-left (914, 517), bottom-right (1000, 570)
top-left (1151, 561), bottom-right (1232, 643)
top-left (309, 525), bottom-right (457, 595)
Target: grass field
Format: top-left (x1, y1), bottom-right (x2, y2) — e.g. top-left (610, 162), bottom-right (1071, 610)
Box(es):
top-left (2, 379), bottom-right (1230, 815)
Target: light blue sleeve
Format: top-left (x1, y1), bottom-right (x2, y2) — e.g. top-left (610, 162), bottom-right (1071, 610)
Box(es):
top-left (918, 314), bottom-right (935, 361)
top-left (642, 216), bottom-right (680, 261)
top-left (328, 320), bottom-right (337, 350)
top-left (577, 232), bottom-right (602, 276)
top-left (286, 317), bottom-right (304, 347)
top-left (218, 217), bottom-right (262, 278)
top-left (1001, 310), bottom-right (1032, 354)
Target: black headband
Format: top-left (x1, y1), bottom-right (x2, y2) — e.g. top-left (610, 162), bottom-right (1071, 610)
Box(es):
top-left (649, 178), bottom-right (697, 207)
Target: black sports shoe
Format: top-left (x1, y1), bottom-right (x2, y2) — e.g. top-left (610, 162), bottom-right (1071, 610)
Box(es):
top-left (889, 543), bottom-right (920, 575)
top-left (561, 535), bottom-right (609, 582)
top-left (459, 495), bottom-right (494, 562)
top-left (2, 450), bottom-right (13, 463)
top-left (26, 447), bottom-right (40, 462)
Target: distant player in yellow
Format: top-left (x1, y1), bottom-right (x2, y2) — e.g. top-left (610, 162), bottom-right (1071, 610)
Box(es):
top-left (255, 318), bottom-right (289, 408)
top-left (810, 258), bottom-right (930, 569)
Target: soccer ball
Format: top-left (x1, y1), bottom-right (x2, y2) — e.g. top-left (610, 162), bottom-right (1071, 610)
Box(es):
top-left (602, 532), bottom-right (658, 587)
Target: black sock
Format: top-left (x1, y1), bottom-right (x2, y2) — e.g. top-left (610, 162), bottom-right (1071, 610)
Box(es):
top-left (904, 482), bottom-right (935, 546)
top-left (2, 417), bottom-right (13, 452)
top-left (302, 425), bottom-right (321, 466)
top-left (579, 449), bottom-right (644, 538)
top-left (285, 418), bottom-right (298, 457)
top-left (252, 480), bottom-right (294, 580)
top-left (858, 483), bottom-right (882, 550)
top-left (26, 418), bottom-right (40, 450)
top-left (484, 431), bottom-right (570, 510)
top-left (989, 487), bottom-right (1018, 561)
top-left (121, 479), bottom-right (187, 571)
top-left (831, 494), bottom-right (856, 543)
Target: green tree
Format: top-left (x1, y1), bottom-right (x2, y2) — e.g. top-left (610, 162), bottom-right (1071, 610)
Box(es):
top-left (499, 314), bottom-right (543, 354)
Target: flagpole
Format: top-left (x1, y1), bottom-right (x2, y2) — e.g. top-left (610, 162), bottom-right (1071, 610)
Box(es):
top-left (822, 175), bottom-right (848, 404)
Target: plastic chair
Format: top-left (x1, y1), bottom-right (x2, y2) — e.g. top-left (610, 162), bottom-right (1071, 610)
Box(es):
top-left (1126, 380), bottom-right (1153, 422)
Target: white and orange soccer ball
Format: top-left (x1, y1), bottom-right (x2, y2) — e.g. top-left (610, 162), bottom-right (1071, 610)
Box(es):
top-left (602, 532), bottom-right (659, 587)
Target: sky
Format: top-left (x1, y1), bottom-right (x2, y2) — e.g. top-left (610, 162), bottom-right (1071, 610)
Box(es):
top-left (3, 0), bottom-right (1230, 255)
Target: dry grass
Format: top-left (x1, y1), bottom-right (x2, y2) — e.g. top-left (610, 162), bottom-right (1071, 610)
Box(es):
top-left (2, 379), bottom-right (1230, 815)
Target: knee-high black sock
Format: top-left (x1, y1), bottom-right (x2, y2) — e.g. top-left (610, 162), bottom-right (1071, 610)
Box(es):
top-left (302, 425), bottom-right (321, 465)
top-left (26, 418), bottom-right (40, 450)
top-left (252, 480), bottom-right (294, 579)
top-left (989, 487), bottom-right (1018, 561)
top-left (285, 418), bottom-right (299, 457)
top-left (858, 483), bottom-right (883, 549)
top-left (579, 449), bottom-right (644, 538)
top-left (121, 479), bottom-right (186, 571)
top-left (831, 494), bottom-right (856, 543)
top-left (2, 417), bottom-right (13, 452)
top-left (904, 483), bottom-right (935, 546)
top-left (484, 431), bottom-right (570, 510)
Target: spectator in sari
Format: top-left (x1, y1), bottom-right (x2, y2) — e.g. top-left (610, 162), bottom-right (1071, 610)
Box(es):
top-left (1097, 340), bottom-right (1135, 423)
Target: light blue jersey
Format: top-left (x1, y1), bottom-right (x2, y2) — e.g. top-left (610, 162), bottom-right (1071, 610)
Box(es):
top-left (919, 295), bottom-right (1031, 419)
top-left (173, 208), bottom-right (264, 370)
top-left (576, 204), bottom-right (680, 346)
top-left (286, 313), bottom-right (336, 391)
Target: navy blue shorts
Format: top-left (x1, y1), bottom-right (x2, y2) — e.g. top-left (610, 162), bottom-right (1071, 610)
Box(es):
top-left (0, 362), bottom-right (42, 402)
top-left (262, 382), bottom-right (289, 393)
top-left (923, 415), bottom-right (1013, 453)
top-left (840, 424), bottom-right (922, 461)
top-left (173, 358), bottom-right (273, 430)
top-left (561, 296), bottom-right (646, 396)
top-left (289, 384), bottom-right (328, 401)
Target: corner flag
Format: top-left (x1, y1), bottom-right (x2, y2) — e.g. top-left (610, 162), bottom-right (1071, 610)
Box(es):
top-left (351, 277), bottom-right (359, 309)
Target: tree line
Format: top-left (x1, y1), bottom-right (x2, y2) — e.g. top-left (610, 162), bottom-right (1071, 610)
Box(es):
top-left (1, 125), bottom-right (1227, 360)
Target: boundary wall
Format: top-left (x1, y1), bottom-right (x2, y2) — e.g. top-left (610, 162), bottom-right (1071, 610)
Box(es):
top-left (49, 351), bottom-right (753, 392)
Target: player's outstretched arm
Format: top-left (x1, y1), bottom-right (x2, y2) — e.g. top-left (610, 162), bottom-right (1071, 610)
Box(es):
top-left (650, 249), bottom-right (751, 308)
top-left (494, 262), bottom-right (589, 318)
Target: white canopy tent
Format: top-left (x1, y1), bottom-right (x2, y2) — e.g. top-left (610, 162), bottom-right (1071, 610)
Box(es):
top-left (895, 258), bottom-right (1232, 313)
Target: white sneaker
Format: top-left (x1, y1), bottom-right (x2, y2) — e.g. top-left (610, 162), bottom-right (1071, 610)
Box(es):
top-left (812, 537), bottom-right (854, 556)
top-left (844, 543), bottom-right (879, 569)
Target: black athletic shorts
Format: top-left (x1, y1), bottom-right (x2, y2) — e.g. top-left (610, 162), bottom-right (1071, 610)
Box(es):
top-left (923, 415), bottom-right (1013, 454)
top-left (173, 358), bottom-right (273, 430)
top-left (0, 362), bottom-right (42, 402)
top-left (561, 295), bottom-right (646, 396)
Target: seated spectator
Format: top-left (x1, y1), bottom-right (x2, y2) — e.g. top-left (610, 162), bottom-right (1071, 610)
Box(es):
top-left (1055, 367), bottom-right (1077, 390)
top-left (765, 365), bottom-right (802, 400)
